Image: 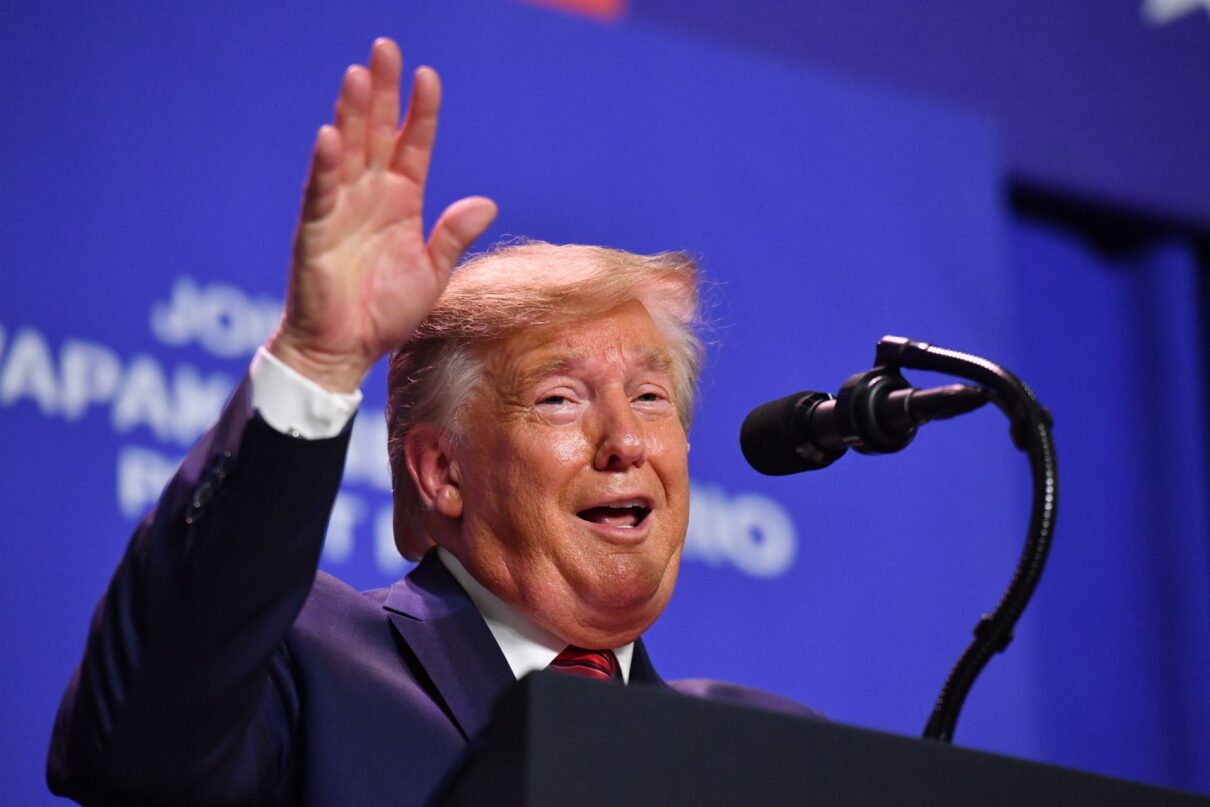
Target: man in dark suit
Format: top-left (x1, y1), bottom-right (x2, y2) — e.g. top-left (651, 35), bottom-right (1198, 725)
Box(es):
top-left (48, 38), bottom-right (813, 806)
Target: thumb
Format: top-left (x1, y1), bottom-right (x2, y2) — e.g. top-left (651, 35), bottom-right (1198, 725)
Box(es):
top-left (427, 196), bottom-right (498, 277)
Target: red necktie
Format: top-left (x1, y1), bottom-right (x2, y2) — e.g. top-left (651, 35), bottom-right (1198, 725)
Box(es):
top-left (549, 646), bottom-right (619, 681)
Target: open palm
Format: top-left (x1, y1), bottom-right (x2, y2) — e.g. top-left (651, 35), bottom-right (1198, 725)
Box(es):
top-left (269, 38), bottom-right (496, 392)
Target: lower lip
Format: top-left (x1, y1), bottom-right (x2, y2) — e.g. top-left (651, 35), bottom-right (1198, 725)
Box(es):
top-left (577, 514), bottom-right (653, 545)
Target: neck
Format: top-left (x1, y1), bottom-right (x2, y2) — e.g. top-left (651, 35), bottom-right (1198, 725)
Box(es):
top-left (436, 548), bottom-right (635, 683)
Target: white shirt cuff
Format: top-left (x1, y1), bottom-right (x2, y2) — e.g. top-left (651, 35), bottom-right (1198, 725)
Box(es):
top-left (249, 346), bottom-right (362, 439)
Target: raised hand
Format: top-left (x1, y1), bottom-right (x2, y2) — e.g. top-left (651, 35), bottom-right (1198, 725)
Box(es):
top-left (268, 38), bottom-right (497, 392)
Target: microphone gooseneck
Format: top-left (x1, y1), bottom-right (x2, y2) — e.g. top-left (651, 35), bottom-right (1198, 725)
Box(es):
top-left (739, 335), bottom-right (1057, 746)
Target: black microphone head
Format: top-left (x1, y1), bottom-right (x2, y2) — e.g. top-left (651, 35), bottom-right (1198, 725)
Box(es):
top-left (740, 391), bottom-right (846, 475)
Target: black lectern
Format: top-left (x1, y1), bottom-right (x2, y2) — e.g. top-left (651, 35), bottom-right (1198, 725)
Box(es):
top-left (438, 672), bottom-right (1209, 806)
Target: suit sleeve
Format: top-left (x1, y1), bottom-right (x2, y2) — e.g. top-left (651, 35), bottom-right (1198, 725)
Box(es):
top-left (47, 376), bottom-right (353, 805)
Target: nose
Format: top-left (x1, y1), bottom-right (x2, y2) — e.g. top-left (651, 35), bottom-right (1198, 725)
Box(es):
top-left (592, 391), bottom-right (646, 471)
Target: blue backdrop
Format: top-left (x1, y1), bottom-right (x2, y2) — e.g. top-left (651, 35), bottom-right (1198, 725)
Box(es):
top-left (3, 1), bottom-right (1208, 802)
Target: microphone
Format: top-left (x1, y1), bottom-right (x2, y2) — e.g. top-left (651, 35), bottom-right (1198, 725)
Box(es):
top-left (740, 367), bottom-right (989, 476)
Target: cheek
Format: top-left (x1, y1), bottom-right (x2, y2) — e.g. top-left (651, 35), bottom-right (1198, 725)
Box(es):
top-left (492, 429), bottom-right (590, 517)
top-left (544, 429), bottom-right (591, 466)
top-left (649, 427), bottom-right (690, 476)
top-left (652, 431), bottom-right (688, 461)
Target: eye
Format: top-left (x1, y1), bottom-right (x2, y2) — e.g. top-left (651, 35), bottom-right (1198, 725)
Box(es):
top-left (632, 387), bottom-right (673, 411)
top-left (534, 388), bottom-right (582, 409)
top-left (533, 389), bottom-right (583, 424)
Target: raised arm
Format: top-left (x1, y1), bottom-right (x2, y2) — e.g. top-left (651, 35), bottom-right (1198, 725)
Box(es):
top-left (269, 37), bottom-right (496, 393)
top-left (47, 39), bottom-right (493, 804)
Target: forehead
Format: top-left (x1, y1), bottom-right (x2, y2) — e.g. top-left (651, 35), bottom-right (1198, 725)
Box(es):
top-left (487, 301), bottom-right (673, 387)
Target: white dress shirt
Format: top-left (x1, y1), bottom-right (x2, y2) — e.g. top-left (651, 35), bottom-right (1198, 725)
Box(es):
top-left (436, 548), bottom-right (633, 683)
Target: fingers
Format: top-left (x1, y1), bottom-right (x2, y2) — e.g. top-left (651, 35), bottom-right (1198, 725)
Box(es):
top-left (427, 196), bottom-right (498, 277)
top-left (301, 125), bottom-right (343, 222)
top-left (367, 38), bottom-right (403, 170)
top-left (335, 65), bottom-right (371, 182)
top-left (392, 66), bottom-right (441, 185)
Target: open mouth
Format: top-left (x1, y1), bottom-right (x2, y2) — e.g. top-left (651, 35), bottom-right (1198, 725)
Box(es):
top-left (576, 503), bottom-right (652, 529)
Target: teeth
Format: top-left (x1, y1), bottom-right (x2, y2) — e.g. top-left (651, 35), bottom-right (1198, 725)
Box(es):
top-left (577, 503), bottom-right (650, 528)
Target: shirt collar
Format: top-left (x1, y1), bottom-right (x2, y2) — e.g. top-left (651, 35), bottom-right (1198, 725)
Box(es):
top-left (436, 547), bottom-right (633, 684)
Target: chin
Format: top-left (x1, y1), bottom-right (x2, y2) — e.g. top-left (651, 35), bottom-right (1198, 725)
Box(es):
top-left (556, 608), bottom-right (659, 649)
top-left (569, 554), bottom-right (680, 636)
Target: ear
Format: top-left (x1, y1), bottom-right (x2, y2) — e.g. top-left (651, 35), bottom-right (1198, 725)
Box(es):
top-left (404, 425), bottom-right (463, 519)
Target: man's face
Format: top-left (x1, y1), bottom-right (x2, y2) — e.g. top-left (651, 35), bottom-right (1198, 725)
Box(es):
top-left (445, 300), bottom-right (690, 648)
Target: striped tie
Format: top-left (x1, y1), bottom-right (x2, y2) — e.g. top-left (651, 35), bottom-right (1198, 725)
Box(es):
top-left (549, 646), bottom-right (619, 681)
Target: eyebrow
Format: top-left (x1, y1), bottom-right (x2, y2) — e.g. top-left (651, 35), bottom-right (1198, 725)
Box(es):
top-left (513, 346), bottom-right (673, 391)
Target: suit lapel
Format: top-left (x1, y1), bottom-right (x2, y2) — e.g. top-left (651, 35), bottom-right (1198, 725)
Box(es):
top-left (629, 637), bottom-right (667, 687)
top-left (384, 553), bottom-right (671, 737)
top-left (383, 553), bottom-right (515, 741)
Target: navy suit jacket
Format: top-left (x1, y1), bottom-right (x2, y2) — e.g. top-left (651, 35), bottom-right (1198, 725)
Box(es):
top-left (48, 379), bottom-right (815, 806)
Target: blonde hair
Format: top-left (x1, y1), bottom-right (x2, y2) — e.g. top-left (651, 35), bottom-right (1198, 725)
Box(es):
top-left (386, 240), bottom-right (703, 560)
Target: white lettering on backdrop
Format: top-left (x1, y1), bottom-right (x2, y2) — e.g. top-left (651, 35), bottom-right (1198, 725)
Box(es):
top-left (1, 276), bottom-right (800, 579)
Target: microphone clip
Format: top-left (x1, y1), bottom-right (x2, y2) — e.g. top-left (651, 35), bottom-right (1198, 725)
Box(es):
top-left (833, 365), bottom-right (989, 456)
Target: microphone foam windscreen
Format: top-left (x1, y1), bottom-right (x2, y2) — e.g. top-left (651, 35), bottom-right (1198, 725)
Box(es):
top-left (740, 392), bottom-right (812, 476)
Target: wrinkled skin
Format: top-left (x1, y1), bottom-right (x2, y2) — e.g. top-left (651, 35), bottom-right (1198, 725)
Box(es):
top-left (413, 301), bottom-right (691, 648)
